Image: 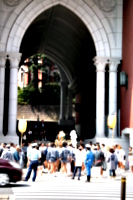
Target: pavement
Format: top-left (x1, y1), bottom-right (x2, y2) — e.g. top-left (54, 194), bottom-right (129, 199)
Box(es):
top-left (0, 168), bottom-right (132, 200)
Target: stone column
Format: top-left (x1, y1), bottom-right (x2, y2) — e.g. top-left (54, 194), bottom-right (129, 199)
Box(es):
top-left (75, 92), bottom-right (81, 139)
top-left (67, 88), bottom-right (73, 119)
top-left (108, 58), bottom-right (120, 136)
top-left (67, 88), bottom-right (74, 126)
top-left (93, 57), bottom-right (107, 137)
top-left (59, 81), bottom-right (67, 125)
top-left (7, 53), bottom-right (21, 144)
top-left (0, 53), bottom-right (6, 135)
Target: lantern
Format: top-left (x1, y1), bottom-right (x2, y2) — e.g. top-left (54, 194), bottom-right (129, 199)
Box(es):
top-left (107, 112), bottom-right (116, 141)
top-left (107, 113), bottom-right (116, 130)
top-left (18, 118), bottom-right (27, 147)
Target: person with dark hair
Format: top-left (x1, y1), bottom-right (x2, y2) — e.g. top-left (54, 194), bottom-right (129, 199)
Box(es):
top-left (84, 144), bottom-right (94, 182)
top-left (107, 147), bottom-right (118, 180)
top-left (72, 144), bottom-right (84, 180)
top-left (80, 143), bottom-right (86, 174)
top-left (13, 145), bottom-right (21, 164)
top-left (60, 141), bottom-right (71, 177)
top-left (93, 144), bottom-right (104, 178)
top-left (46, 142), bottom-right (59, 177)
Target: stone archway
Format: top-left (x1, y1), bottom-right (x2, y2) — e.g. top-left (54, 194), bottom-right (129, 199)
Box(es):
top-left (0, 0), bottom-right (122, 143)
top-left (4, 0), bottom-right (111, 57)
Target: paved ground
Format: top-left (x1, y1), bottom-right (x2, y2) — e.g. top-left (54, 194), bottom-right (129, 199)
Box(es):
top-left (0, 168), bottom-right (132, 200)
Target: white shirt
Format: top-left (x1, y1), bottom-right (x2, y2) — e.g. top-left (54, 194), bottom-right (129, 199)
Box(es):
top-left (28, 148), bottom-right (41, 161)
top-left (74, 149), bottom-right (84, 166)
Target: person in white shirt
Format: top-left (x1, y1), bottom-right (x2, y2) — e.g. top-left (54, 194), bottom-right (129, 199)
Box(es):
top-left (128, 151), bottom-right (133, 174)
top-left (24, 143), bottom-right (41, 182)
top-left (72, 144), bottom-right (84, 180)
top-left (26, 143), bottom-right (32, 168)
top-left (118, 145), bottom-right (126, 172)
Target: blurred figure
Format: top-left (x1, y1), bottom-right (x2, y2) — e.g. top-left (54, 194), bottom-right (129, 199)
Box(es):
top-left (1, 144), bottom-right (14, 161)
top-left (72, 144), bottom-right (83, 180)
top-left (80, 143), bottom-right (86, 174)
top-left (118, 145), bottom-right (126, 172)
top-left (27, 128), bottom-right (33, 143)
top-left (128, 151), bottom-right (133, 174)
top-left (84, 144), bottom-right (94, 182)
top-left (40, 120), bottom-right (47, 141)
top-left (47, 142), bottom-right (59, 176)
top-left (60, 141), bottom-right (71, 177)
top-left (13, 145), bottom-right (21, 164)
top-left (34, 122), bottom-right (39, 141)
top-left (0, 143), bottom-right (5, 156)
top-left (93, 144), bottom-right (104, 178)
top-left (107, 147), bottom-right (118, 180)
top-left (24, 143), bottom-right (41, 182)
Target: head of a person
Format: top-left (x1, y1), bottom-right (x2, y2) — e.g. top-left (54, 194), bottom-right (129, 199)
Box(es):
top-left (97, 144), bottom-right (100, 150)
top-left (93, 144), bottom-right (98, 151)
top-left (50, 142), bottom-right (55, 148)
top-left (129, 146), bottom-right (132, 152)
top-left (101, 143), bottom-right (105, 148)
top-left (1, 143), bottom-right (4, 148)
top-left (80, 143), bottom-right (85, 149)
top-left (62, 141), bottom-right (67, 148)
top-left (16, 145), bottom-right (21, 152)
top-left (110, 148), bottom-right (114, 153)
top-left (78, 146), bottom-right (82, 151)
top-left (6, 144), bottom-right (10, 149)
top-left (85, 144), bottom-right (91, 151)
top-left (89, 141), bottom-right (92, 146)
top-left (32, 143), bottom-right (37, 149)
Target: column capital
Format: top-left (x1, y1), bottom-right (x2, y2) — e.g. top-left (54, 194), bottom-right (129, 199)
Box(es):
top-left (108, 57), bottom-right (121, 72)
top-left (93, 56), bottom-right (108, 72)
top-left (7, 52), bottom-right (22, 68)
top-left (0, 52), bottom-right (7, 68)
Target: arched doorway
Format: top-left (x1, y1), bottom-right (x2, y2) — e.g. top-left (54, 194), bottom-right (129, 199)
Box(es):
top-left (1, 0), bottom-right (121, 144)
top-left (19, 5), bottom-right (96, 140)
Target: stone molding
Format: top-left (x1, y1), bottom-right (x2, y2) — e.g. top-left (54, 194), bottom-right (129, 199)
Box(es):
top-left (3, 0), bottom-right (20, 7)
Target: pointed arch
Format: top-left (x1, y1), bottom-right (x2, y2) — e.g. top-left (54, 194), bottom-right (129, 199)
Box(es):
top-left (5, 0), bottom-right (111, 58)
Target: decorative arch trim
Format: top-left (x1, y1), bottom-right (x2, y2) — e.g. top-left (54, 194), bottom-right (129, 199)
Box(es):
top-left (4, 0), bottom-right (111, 57)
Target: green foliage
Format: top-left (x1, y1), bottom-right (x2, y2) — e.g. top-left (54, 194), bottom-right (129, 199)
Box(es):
top-left (18, 82), bottom-right (60, 105)
top-left (18, 53), bottom-right (61, 105)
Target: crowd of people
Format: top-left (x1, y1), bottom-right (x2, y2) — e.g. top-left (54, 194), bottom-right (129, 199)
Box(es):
top-left (0, 135), bottom-right (133, 183)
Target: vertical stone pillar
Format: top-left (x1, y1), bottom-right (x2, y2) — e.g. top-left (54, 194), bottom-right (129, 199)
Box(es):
top-left (0, 53), bottom-right (6, 135)
top-left (93, 57), bottom-right (107, 137)
top-left (7, 53), bottom-right (21, 143)
top-left (75, 92), bottom-right (81, 139)
top-left (108, 58), bottom-right (120, 136)
top-left (67, 88), bottom-right (73, 119)
top-left (59, 81), bottom-right (67, 124)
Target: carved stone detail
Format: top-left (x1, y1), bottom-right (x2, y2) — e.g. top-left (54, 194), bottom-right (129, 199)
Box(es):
top-left (3, 0), bottom-right (20, 7)
top-left (98, 0), bottom-right (116, 12)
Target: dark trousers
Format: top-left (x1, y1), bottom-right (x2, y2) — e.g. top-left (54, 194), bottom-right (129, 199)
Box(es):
top-left (25, 160), bottom-right (38, 182)
top-left (71, 160), bottom-right (75, 173)
top-left (109, 169), bottom-right (116, 177)
top-left (72, 166), bottom-right (82, 179)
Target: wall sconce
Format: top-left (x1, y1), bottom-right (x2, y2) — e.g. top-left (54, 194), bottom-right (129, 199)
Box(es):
top-left (120, 71), bottom-right (128, 89)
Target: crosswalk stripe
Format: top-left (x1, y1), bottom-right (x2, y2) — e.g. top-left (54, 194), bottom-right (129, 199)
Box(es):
top-left (12, 178), bottom-right (133, 200)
